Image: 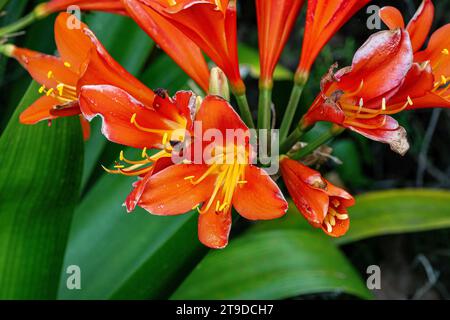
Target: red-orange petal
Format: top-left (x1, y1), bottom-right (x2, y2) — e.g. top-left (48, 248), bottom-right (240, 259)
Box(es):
top-left (43, 0), bottom-right (126, 14)
top-left (322, 217), bottom-right (350, 237)
top-left (232, 165), bottom-right (287, 220)
top-left (379, 6), bottom-right (405, 30)
top-left (138, 164), bottom-right (216, 215)
top-left (79, 116), bottom-right (91, 141)
top-left (297, 0), bottom-right (370, 74)
top-left (121, 0), bottom-right (210, 92)
top-left (388, 62), bottom-right (434, 106)
top-left (256, 0), bottom-right (304, 84)
top-left (198, 203), bottom-right (232, 249)
top-left (406, 0), bottom-right (434, 52)
top-left (280, 157), bottom-right (329, 226)
top-left (346, 116), bottom-right (410, 156)
top-left (414, 24), bottom-right (450, 82)
top-left (79, 85), bottom-right (171, 149)
top-left (54, 12), bottom-right (93, 76)
top-left (125, 157), bottom-right (174, 212)
top-left (11, 47), bottom-right (78, 89)
top-left (196, 96), bottom-right (248, 135)
top-left (338, 29), bottom-right (413, 102)
top-left (19, 95), bottom-right (60, 124)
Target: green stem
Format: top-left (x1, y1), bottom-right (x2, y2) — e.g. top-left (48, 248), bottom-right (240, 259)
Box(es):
top-left (280, 126), bottom-right (303, 154)
top-left (288, 125), bottom-right (344, 160)
top-left (257, 86), bottom-right (272, 130)
top-left (279, 78), bottom-right (307, 141)
top-left (234, 92), bottom-right (255, 129)
top-left (0, 5), bottom-right (47, 38)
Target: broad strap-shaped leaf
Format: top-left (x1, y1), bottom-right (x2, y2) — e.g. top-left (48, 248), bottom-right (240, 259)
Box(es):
top-left (336, 189), bottom-right (450, 245)
top-left (0, 81), bottom-right (83, 299)
top-left (171, 229), bottom-right (371, 300)
top-left (58, 172), bottom-right (207, 299)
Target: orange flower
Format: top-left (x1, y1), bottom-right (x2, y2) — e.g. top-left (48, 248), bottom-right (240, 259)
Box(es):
top-left (120, 0), bottom-right (210, 92)
top-left (379, 0), bottom-right (450, 109)
top-left (41, 0), bottom-right (126, 14)
top-left (79, 86), bottom-right (194, 150)
top-left (142, 0), bottom-right (244, 95)
top-left (126, 96), bottom-right (287, 248)
top-left (256, 0), bottom-right (304, 87)
top-left (79, 86), bottom-right (198, 221)
top-left (297, 0), bottom-right (371, 80)
top-left (302, 29), bottom-right (414, 155)
top-left (5, 12), bottom-right (154, 128)
top-left (280, 157), bottom-right (354, 237)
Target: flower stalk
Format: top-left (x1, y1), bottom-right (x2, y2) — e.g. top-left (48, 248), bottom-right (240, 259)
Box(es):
top-left (257, 84), bottom-right (272, 130)
top-left (234, 92), bottom-right (255, 129)
top-left (279, 71), bottom-right (309, 141)
top-left (0, 4), bottom-right (48, 38)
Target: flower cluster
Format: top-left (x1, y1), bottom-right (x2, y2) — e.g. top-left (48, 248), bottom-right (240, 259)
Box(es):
top-left (1, 0), bottom-right (448, 248)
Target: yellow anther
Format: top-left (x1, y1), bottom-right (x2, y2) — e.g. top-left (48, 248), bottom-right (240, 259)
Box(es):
top-left (130, 113), bottom-right (137, 124)
top-left (114, 165), bottom-right (125, 169)
top-left (162, 132), bottom-right (169, 145)
top-left (64, 61), bottom-right (72, 68)
top-left (47, 70), bottom-right (53, 79)
top-left (46, 88), bottom-right (54, 96)
top-left (184, 175), bottom-right (195, 180)
top-left (141, 147), bottom-right (147, 158)
top-left (215, 201), bottom-right (221, 212)
top-left (219, 202), bottom-right (228, 212)
top-left (119, 150), bottom-right (125, 161)
top-left (442, 48), bottom-right (449, 55)
top-left (407, 96), bottom-right (413, 106)
top-left (168, 0), bottom-right (176, 5)
top-left (38, 85), bottom-right (46, 94)
top-left (441, 75), bottom-right (447, 85)
top-left (381, 98), bottom-right (386, 111)
top-left (57, 83), bottom-right (64, 96)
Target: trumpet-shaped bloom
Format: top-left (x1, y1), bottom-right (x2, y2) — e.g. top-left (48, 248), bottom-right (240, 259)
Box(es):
top-left (280, 157), bottom-right (354, 237)
top-left (79, 86), bottom-right (194, 150)
top-left (143, 0), bottom-right (244, 94)
top-left (256, 0), bottom-right (304, 87)
top-left (126, 96), bottom-right (287, 248)
top-left (8, 13), bottom-right (154, 126)
top-left (380, 0), bottom-right (450, 109)
top-left (79, 86), bottom-right (196, 211)
top-left (297, 0), bottom-right (371, 78)
top-left (302, 29), bottom-right (414, 155)
top-left (121, 0), bottom-right (210, 92)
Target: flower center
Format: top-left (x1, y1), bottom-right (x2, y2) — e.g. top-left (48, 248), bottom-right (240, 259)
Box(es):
top-left (40, 62), bottom-right (78, 104)
top-left (431, 48), bottom-right (450, 100)
top-left (337, 81), bottom-right (413, 130)
top-left (322, 200), bottom-right (349, 234)
top-left (185, 144), bottom-right (248, 214)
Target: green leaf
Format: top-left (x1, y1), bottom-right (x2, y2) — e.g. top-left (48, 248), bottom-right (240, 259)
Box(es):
top-left (0, 81), bottom-right (83, 299)
top-left (171, 229), bottom-right (371, 300)
top-left (336, 189), bottom-right (450, 245)
top-left (238, 44), bottom-right (293, 81)
top-left (140, 54), bottom-right (190, 93)
top-left (58, 173), bottom-right (207, 299)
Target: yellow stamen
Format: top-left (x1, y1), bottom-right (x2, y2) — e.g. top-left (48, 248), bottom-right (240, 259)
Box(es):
top-left (46, 88), bottom-right (54, 97)
top-left (64, 61), bottom-right (72, 68)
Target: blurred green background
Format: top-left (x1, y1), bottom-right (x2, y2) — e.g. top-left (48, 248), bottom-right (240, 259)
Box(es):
top-left (0, 0), bottom-right (449, 300)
